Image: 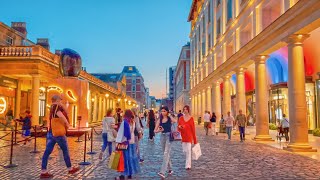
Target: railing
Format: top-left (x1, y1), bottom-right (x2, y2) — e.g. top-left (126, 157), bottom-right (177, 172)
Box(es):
top-left (0, 45), bottom-right (60, 65)
top-left (0, 46), bottom-right (32, 56)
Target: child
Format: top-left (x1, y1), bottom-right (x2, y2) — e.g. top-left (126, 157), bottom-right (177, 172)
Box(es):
top-left (17, 110), bottom-right (32, 145)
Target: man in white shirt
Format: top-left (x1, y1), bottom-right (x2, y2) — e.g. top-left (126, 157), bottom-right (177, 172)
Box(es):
top-left (203, 111), bottom-right (211, 135)
top-left (281, 114), bottom-right (290, 142)
top-left (225, 111), bottom-right (235, 140)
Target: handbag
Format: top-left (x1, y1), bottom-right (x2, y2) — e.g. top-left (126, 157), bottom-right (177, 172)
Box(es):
top-left (170, 123), bottom-right (182, 142)
top-left (108, 151), bottom-right (121, 170)
top-left (51, 105), bottom-right (67, 137)
top-left (116, 142), bottom-right (128, 150)
top-left (192, 143), bottom-right (202, 160)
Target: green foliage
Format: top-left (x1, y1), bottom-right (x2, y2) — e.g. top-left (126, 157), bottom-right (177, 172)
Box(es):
top-left (312, 128), bottom-right (320, 137)
top-left (269, 123), bottom-right (277, 130)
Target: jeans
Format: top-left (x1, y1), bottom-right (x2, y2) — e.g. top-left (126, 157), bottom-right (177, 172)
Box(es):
top-left (283, 127), bottom-right (289, 141)
top-left (226, 127), bottom-right (232, 139)
top-left (239, 126), bottom-right (245, 141)
top-left (101, 133), bottom-right (113, 155)
top-left (135, 136), bottom-right (141, 160)
top-left (204, 122), bottom-right (210, 135)
top-left (160, 133), bottom-right (172, 174)
top-left (41, 132), bottom-right (71, 170)
top-left (182, 142), bottom-right (192, 168)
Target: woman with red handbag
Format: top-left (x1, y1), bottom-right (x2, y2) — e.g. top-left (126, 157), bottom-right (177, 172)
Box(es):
top-left (115, 109), bottom-right (140, 180)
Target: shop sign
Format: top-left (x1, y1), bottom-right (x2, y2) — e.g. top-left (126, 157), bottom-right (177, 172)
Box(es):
top-left (0, 97), bottom-right (7, 114)
top-left (0, 76), bottom-right (17, 88)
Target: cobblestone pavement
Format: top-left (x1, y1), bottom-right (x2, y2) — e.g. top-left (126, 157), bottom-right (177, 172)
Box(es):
top-left (0, 123), bottom-right (320, 180)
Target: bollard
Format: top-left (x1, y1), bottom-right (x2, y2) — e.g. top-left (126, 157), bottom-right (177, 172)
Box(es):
top-left (30, 125), bottom-right (40, 154)
top-left (79, 130), bottom-right (91, 165)
top-left (87, 127), bottom-right (96, 155)
top-left (13, 121), bottom-right (18, 145)
top-left (4, 130), bottom-right (18, 168)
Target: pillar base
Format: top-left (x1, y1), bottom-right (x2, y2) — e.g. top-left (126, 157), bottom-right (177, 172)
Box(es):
top-left (283, 143), bottom-right (317, 152)
top-left (253, 135), bottom-right (274, 141)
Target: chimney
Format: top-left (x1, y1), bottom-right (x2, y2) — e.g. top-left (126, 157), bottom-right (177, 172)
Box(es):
top-left (55, 50), bottom-right (61, 55)
top-left (37, 38), bottom-right (50, 50)
top-left (11, 22), bottom-right (27, 37)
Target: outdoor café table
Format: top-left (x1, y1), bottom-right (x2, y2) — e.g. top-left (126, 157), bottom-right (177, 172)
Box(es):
top-left (67, 127), bottom-right (91, 165)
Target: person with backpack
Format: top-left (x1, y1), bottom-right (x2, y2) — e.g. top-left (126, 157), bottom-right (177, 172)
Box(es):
top-left (40, 95), bottom-right (79, 178)
top-left (281, 114), bottom-right (290, 142)
top-left (210, 112), bottom-right (217, 135)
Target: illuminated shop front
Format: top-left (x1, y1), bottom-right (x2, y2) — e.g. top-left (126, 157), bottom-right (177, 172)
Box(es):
top-left (0, 76), bottom-right (16, 121)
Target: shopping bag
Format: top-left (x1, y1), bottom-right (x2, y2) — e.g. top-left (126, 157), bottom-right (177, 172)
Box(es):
top-left (108, 151), bottom-right (121, 170)
top-left (208, 122), bottom-right (212, 129)
top-left (192, 143), bottom-right (202, 160)
top-left (117, 151), bottom-right (125, 172)
top-left (170, 123), bottom-right (182, 141)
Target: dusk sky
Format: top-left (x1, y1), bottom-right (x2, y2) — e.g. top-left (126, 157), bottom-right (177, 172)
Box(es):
top-left (1, 0), bottom-right (192, 98)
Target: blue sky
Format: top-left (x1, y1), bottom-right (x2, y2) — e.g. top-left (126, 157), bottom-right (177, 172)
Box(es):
top-left (1, 0), bottom-right (192, 98)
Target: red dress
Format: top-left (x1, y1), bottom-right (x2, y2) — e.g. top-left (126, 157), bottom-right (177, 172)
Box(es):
top-left (178, 116), bottom-right (197, 144)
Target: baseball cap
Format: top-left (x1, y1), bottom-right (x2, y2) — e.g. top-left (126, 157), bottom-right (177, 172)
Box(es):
top-left (51, 94), bottom-right (62, 101)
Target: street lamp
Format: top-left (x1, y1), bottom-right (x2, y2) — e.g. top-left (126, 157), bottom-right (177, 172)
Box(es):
top-left (105, 94), bottom-right (109, 98)
top-left (117, 98), bottom-right (121, 102)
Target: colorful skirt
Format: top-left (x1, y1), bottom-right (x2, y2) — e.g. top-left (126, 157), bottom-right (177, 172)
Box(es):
top-left (121, 144), bottom-right (140, 176)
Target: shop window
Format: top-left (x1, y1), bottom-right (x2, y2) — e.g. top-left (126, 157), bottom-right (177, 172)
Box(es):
top-left (208, 2), bottom-right (211, 23)
top-left (217, 0), bottom-right (221, 7)
top-left (217, 18), bottom-right (221, 36)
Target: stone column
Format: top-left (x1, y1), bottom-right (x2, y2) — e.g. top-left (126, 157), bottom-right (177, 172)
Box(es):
top-left (236, 68), bottom-right (246, 115)
top-left (93, 94), bottom-right (98, 122)
top-left (254, 55), bottom-right (272, 141)
top-left (207, 86), bottom-right (212, 113)
top-left (15, 79), bottom-right (22, 119)
top-left (223, 75), bottom-right (231, 117)
top-left (202, 90), bottom-right (206, 114)
top-left (192, 95), bottom-right (195, 115)
top-left (31, 75), bottom-right (40, 125)
top-left (284, 34), bottom-right (316, 152)
top-left (198, 92), bottom-right (201, 118)
top-left (98, 95), bottom-right (102, 121)
top-left (103, 97), bottom-right (106, 117)
top-left (193, 95), bottom-right (197, 117)
top-left (212, 81), bottom-right (221, 125)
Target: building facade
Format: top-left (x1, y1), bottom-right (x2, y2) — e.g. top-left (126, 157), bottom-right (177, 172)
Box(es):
top-left (121, 66), bottom-right (147, 109)
top-left (0, 21), bottom-right (137, 128)
top-left (174, 43), bottom-right (191, 112)
top-left (189, 0), bottom-right (320, 152)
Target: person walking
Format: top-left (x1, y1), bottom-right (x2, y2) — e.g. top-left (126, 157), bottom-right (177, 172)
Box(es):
top-left (225, 112), bottom-right (234, 140)
top-left (16, 110), bottom-right (32, 145)
top-left (177, 110), bottom-right (183, 120)
top-left (132, 108), bottom-right (144, 163)
top-left (178, 105), bottom-right (197, 170)
top-left (147, 110), bottom-right (156, 141)
top-left (115, 109), bottom-right (140, 180)
top-left (281, 114), bottom-right (290, 142)
top-left (40, 95), bottom-right (79, 178)
top-left (154, 106), bottom-right (177, 178)
top-left (99, 109), bottom-right (117, 159)
top-left (4, 107), bottom-right (14, 131)
top-left (235, 110), bottom-right (247, 142)
top-left (210, 112), bottom-right (217, 136)
top-left (203, 111), bottom-right (211, 135)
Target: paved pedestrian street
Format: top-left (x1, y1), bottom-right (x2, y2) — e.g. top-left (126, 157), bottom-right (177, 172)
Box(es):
top-left (1, 124), bottom-right (320, 180)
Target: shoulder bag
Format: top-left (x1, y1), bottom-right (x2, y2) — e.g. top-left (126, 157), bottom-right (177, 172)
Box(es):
top-left (51, 105), bottom-right (67, 137)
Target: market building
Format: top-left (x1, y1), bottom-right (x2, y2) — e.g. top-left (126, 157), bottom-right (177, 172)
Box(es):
top-left (0, 21), bottom-right (137, 128)
top-left (188, 0), bottom-right (320, 151)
